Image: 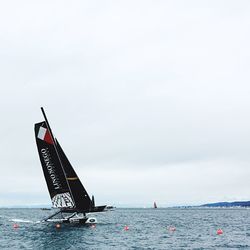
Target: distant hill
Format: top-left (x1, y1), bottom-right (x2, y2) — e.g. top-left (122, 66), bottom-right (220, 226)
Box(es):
top-left (201, 201), bottom-right (250, 207)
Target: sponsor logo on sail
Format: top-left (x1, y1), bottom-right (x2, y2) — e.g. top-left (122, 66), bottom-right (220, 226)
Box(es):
top-left (37, 126), bottom-right (53, 144)
top-left (41, 148), bottom-right (61, 190)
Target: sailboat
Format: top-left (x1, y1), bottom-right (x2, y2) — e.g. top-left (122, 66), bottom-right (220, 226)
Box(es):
top-left (34, 107), bottom-right (106, 224)
top-left (153, 202), bottom-right (157, 209)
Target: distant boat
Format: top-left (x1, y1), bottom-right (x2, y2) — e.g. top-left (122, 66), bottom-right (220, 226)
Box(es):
top-left (154, 202), bottom-right (157, 209)
top-left (35, 107), bottom-right (107, 224)
top-left (106, 206), bottom-right (116, 211)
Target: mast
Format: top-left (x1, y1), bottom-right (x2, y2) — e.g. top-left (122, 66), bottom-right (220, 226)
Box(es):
top-left (92, 195), bottom-right (95, 207)
top-left (40, 107), bottom-right (76, 208)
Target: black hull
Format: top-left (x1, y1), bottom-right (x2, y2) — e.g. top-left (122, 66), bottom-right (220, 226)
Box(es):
top-left (61, 205), bottom-right (107, 214)
top-left (43, 210), bottom-right (97, 224)
top-left (59, 218), bottom-right (88, 224)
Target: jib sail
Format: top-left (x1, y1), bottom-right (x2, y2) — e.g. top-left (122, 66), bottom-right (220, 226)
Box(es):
top-left (55, 139), bottom-right (93, 211)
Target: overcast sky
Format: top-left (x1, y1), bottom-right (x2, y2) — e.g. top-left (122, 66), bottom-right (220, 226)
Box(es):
top-left (0, 0), bottom-right (250, 207)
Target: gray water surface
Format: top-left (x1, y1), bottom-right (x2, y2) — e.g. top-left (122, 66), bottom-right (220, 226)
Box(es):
top-left (0, 208), bottom-right (250, 249)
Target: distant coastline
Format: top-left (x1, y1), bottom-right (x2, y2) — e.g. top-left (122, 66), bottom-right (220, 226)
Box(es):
top-left (201, 201), bottom-right (250, 208)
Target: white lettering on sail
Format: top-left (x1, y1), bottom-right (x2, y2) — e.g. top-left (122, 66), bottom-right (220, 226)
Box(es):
top-left (41, 148), bottom-right (61, 190)
top-left (52, 192), bottom-right (74, 208)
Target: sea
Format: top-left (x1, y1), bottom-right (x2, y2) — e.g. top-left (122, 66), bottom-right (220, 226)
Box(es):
top-left (1, 208), bottom-right (250, 249)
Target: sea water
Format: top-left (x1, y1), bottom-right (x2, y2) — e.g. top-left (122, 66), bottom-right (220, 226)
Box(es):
top-left (1, 208), bottom-right (250, 249)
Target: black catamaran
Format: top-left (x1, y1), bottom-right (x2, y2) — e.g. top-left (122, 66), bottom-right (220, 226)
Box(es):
top-left (35, 107), bottom-right (106, 224)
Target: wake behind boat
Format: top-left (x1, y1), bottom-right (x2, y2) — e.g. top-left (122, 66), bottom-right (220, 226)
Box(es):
top-left (34, 107), bottom-right (107, 224)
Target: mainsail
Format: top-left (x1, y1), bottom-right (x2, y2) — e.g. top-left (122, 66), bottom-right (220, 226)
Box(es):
top-left (34, 122), bottom-right (75, 209)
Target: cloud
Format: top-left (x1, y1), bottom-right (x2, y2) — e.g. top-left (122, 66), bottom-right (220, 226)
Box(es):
top-left (0, 0), bottom-right (250, 206)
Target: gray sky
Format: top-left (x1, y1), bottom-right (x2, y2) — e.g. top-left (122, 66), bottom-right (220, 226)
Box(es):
top-left (0, 0), bottom-right (250, 207)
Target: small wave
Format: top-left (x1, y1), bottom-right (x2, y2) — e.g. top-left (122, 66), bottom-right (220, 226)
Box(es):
top-left (10, 219), bottom-right (34, 223)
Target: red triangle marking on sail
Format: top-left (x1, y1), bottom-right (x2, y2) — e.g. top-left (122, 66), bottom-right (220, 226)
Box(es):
top-left (44, 130), bottom-right (54, 144)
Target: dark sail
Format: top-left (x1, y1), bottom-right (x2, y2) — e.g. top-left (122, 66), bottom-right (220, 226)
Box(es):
top-left (55, 139), bottom-right (93, 211)
top-left (35, 107), bottom-right (106, 214)
top-left (154, 202), bottom-right (157, 209)
top-left (34, 122), bottom-right (75, 209)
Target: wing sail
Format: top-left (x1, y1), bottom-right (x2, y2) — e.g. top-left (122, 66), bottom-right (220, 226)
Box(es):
top-left (34, 122), bottom-right (75, 209)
